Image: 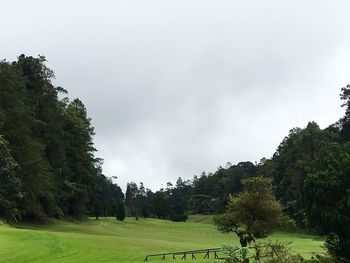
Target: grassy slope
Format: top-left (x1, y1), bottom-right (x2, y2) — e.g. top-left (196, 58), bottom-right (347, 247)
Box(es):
top-left (0, 216), bottom-right (324, 263)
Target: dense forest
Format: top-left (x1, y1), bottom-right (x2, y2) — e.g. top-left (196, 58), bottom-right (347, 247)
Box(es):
top-left (1, 55), bottom-right (349, 260)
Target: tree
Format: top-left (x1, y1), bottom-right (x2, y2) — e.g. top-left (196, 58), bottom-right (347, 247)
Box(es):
top-left (340, 84), bottom-right (350, 141)
top-left (0, 58), bottom-right (56, 220)
top-left (125, 182), bottom-right (142, 219)
top-left (214, 177), bottom-right (282, 247)
top-left (0, 136), bottom-right (21, 221)
top-left (92, 165), bottom-right (124, 220)
top-left (152, 191), bottom-right (170, 219)
top-left (261, 122), bottom-right (340, 226)
top-left (304, 150), bottom-right (350, 261)
top-left (116, 202), bottom-right (126, 221)
top-left (62, 98), bottom-right (97, 218)
top-left (192, 162), bottom-right (258, 214)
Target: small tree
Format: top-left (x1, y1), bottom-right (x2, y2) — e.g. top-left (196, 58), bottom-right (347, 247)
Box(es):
top-left (116, 202), bottom-right (126, 221)
top-left (214, 177), bottom-right (282, 247)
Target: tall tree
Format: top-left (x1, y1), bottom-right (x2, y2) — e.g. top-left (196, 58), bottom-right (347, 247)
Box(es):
top-left (0, 58), bottom-right (56, 220)
top-left (0, 136), bottom-right (21, 221)
top-left (340, 84), bottom-right (350, 141)
top-left (116, 202), bottom-right (126, 221)
top-left (152, 191), bottom-right (170, 219)
top-left (304, 145), bottom-right (350, 261)
top-left (125, 182), bottom-right (140, 218)
top-left (62, 98), bottom-right (97, 218)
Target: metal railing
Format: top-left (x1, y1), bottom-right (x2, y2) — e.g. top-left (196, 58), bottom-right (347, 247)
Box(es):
top-left (144, 248), bottom-right (223, 261)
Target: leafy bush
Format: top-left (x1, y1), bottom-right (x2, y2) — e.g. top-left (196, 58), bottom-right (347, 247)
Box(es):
top-left (222, 245), bottom-right (256, 263)
top-left (170, 214), bottom-right (188, 222)
top-left (222, 241), bottom-right (307, 263)
top-left (115, 202), bottom-right (126, 221)
top-left (253, 241), bottom-right (303, 263)
top-left (305, 255), bottom-right (336, 263)
top-left (278, 214), bottom-right (297, 232)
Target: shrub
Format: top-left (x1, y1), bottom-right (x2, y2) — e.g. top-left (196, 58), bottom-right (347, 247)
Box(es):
top-left (305, 255), bottom-right (336, 263)
top-left (222, 245), bottom-right (256, 263)
top-left (278, 214), bottom-right (297, 232)
top-left (170, 214), bottom-right (188, 222)
top-left (115, 202), bottom-right (126, 221)
top-left (252, 241), bottom-right (304, 263)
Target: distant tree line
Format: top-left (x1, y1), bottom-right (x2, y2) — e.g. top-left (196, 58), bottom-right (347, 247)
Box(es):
top-left (0, 55), bottom-right (124, 222)
top-left (124, 162), bottom-right (258, 221)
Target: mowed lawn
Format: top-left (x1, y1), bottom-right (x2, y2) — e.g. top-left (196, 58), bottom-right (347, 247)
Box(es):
top-left (0, 216), bottom-right (324, 263)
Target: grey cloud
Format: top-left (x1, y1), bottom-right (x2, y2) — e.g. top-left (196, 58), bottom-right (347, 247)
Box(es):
top-left (2, 0), bottom-right (349, 189)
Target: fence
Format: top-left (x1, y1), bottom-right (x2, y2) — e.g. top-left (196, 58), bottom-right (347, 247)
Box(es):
top-left (144, 248), bottom-right (223, 261)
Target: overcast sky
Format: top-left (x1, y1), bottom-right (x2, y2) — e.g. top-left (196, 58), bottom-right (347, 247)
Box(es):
top-left (2, 0), bottom-right (350, 190)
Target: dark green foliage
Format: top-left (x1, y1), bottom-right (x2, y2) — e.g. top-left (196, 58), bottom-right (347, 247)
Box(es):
top-left (125, 162), bottom-right (258, 221)
top-left (152, 191), bottom-right (170, 219)
top-left (0, 57), bottom-right (55, 220)
top-left (116, 202), bottom-right (126, 221)
top-left (0, 55), bottom-right (122, 221)
top-left (304, 152), bottom-right (350, 261)
top-left (304, 151), bottom-right (350, 233)
top-left (222, 245), bottom-right (255, 263)
top-left (0, 136), bottom-right (21, 221)
top-left (125, 182), bottom-right (141, 218)
top-left (252, 241), bottom-right (304, 263)
top-left (256, 85), bottom-right (350, 261)
top-left (214, 177), bottom-right (282, 247)
top-left (192, 162), bottom-right (258, 213)
top-left (127, 162), bottom-right (258, 220)
top-left (169, 214), bottom-right (188, 222)
top-left (93, 166), bottom-right (124, 219)
top-left (306, 255), bottom-right (336, 263)
top-left (260, 122), bottom-right (340, 226)
top-left (339, 84), bottom-right (350, 141)
top-left (124, 181), bottom-right (189, 221)
top-left (278, 214), bottom-right (297, 232)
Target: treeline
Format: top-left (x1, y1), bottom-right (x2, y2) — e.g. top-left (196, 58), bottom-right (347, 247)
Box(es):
top-left (124, 162), bottom-right (258, 221)
top-left (0, 55), bottom-right (124, 222)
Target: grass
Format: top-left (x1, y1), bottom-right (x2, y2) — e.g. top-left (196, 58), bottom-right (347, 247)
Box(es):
top-left (187, 214), bottom-right (214, 224)
top-left (0, 215), bottom-right (324, 263)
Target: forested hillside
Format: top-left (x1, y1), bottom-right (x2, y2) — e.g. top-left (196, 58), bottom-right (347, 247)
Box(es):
top-left (124, 86), bottom-right (350, 260)
top-left (0, 55), bottom-right (124, 222)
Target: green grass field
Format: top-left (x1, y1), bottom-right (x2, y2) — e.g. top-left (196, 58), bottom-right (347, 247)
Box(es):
top-left (0, 215), bottom-right (324, 263)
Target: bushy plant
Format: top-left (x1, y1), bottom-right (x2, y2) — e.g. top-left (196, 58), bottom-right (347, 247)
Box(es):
top-left (170, 214), bottom-right (188, 222)
top-left (252, 241), bottom-right (303, 263)
top-left (215, 177), bottom-right (282, 247)
top-left (305, 255), bottom-right (336, 263)
top-left (115, 202), bottom-right (126, 221)
top-left (278, 214), bottom-right (297, 232)
top-left (222, 245), bottom-right (256, 263)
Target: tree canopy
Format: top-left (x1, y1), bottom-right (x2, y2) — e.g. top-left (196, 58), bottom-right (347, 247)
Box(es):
top-left (0, 55), bottom-right (123, 221)
top-left (214, 177), bottom-right (282, 247)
